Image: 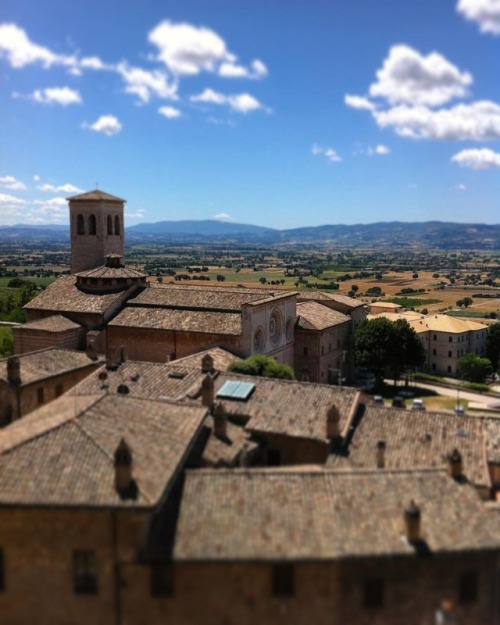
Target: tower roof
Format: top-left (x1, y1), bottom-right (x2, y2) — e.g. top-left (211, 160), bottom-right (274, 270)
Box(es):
top-left (66, 189), bottom-right (126, 203)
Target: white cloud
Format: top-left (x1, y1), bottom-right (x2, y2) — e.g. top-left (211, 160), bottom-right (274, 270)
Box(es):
top-left (80, 56), bottom-right (108, 70)
top-left (158, 106), bottom-right (181, 119)
top-left (33, 175), bottom-right (40, 181)
top-left (190, 89), bottom-right (266, 114)
top-left (375, 145), bottom-right (391, 155)
top-left (456, 184), bottom-right (467, 190)
top-left (37, 183), bottom-right (83, 193)
top-left (29, 197), bottom-right (68, 223)
top-left (219, 59), bottom-right (268, 79)
top-left (117, 62), bottom-right (178, 104)
top-left (33, 197), bottom-right (67, 207)
top-left (125, 209), bottom-right (145, 219)
top-left (312, 144), bottom-right (342, 162)
top-left (148, 20), bottom-right (235, 75)
top-left (0, 176), bottom-right (26, 190)
top-left (344, 94), bottom-right (376, 111)
top-left (84, 115), bottom-right (122, 136)
top-left (451, 147), bottom-right (500, 169)
top-left (0, 193), bottom-right (26, 205)
top-left (373, 100), bottom-right (500, 140)
top-left (457, 0), bottom-right (500, 34)
top-left (369, 45), bottom-right (472, 107)
top-left (0, 23), bottom-right (76, 68)
top-left (214, 212), bottom-right (232, 220)
top-left (31, 87), bottom-right (81, 106)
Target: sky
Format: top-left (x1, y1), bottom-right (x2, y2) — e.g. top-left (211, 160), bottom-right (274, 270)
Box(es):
top-left (0, 0), bottom-right (499, 229)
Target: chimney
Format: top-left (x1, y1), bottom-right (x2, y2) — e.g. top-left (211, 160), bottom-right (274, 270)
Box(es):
top-left (213, 402), bottom-right (228, 439)
top-left (448, 448), bottom-right (463, 480)
top-left (7, 357), bottom-right (21, 386)
top-left (404, 500), bottom-right (421, 543)
top-left (86, 341), bottom-right (98, 361)
top-left (119, 345), bottom-right (127, 364)
top-left (114, 438), bottom-right (133, 496)
top-left (106, 254), bottom-right (123, 269)
top-left (326, 404), bottom-right (340, 439)
top-left (201, 354), bottom-right (215, 374)
top-left (201, 373), bottom-right (214, 408)
top-left (376, 440), bottom-right (386, 469)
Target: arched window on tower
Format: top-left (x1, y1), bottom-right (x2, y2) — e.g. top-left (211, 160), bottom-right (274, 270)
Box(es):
top-left (77, 214), bottom-right (85, 235)
top-left (115, 215), bottom-right (120, 236)
top-left (89, 214), bottom-right (97, 235)
top-left (107, 215), bottom-right (113, 235)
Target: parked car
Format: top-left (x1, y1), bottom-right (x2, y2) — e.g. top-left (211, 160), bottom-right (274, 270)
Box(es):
top-left (454, 405), bottom-right (465, 415)
top-left (411, 399), bottom-right (426, 411)
top-left (392, 396), bottom-right (405, 408)
top-left (373, 395), bottom-right (384, 404)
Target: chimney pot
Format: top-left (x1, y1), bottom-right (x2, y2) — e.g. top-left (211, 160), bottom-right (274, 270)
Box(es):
top-left (114, 438), bottom-right (133, 496)
top-left (376, 440), bottom-right (386, 469)
top-left (448, 448), bottom-right (463, 480)
top-left (213, 401), bottom-right (228, 439)
top-left (326, 404), bottom-right (340, 439)
top-left (7, 357), bottom-right (21, 385)
top-left (201, 354), bottom-right (215, 374)
top-left (201, 373), bottom-right (214, 408)
top-left (404, 500), bottom-right (421, 543)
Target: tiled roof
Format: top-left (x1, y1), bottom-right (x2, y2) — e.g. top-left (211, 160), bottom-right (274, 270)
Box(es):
top-left (213, 372), bottom-right (361, 441)
top-left (297, 291), bottom-right (365, 309)
top-left (296, 301), bottom-right (350, 331)
top-left (174, 468), bottom-right (500, 561)
top-left (0, 394), bottom-right (205, 507)
top-left (409, 314), bottom-right (487, 334)
top-left (129, 285), bottom-right (274, 311)
top-left (202, 417), bottom-right (258, 467)
top-left (173, 347), bottom-right (241, 371)
top-left (109, 307), bottom-right (242, 335)
top-left (24, 275), bottom-right (128, 314)
top-left (482, 418), bottom-right (500, 464)
top-left (67, 189), bottom-right (125, 202)
top-left (328, 404), bottom-right (489, 487)
top-left (76, 265), bottom-right (146, 279)
top-left (371, 301), bottom-right (403, 309)
top-left (14, 315), bottom-right (82, 333)
top-left (368, 312), bottom-right (425, 322)
top-left (0, 348), bottom-right (100, 386)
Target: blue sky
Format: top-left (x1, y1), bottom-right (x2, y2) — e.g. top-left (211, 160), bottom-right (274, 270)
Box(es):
top-left (0, 0), bottom-right (499, 228)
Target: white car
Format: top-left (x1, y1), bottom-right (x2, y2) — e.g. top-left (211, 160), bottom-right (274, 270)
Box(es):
top-left (411, 399), bottom-right (426, 411)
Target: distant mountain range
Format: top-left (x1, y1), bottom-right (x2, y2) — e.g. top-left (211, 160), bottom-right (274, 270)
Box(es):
top-left (0, 220), bottom-right (498, 249)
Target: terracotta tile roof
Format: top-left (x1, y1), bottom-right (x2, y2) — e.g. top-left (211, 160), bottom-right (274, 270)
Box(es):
top-left (174, 468), bottom-right (500, 561)
top-left (297, 291), bottom-right (365, 309)
top-left (296, 301), bottom-right (350, 331)
top-left (109, 307), bottom-right (242, 335)
top-left (213, 373), bottom-right (361, 441)
top-left (482, 418), bottom-right (500, 464)
top-left (202, 417), bottom-right (258, 467)
top-left (24, 275), bottom-right (128, 315)
top-left (327, 404), bottom-right (489, 488)
top-left (67, 189), bottom-right (125, 202)
top-left (0, 348), bottom-right (100, 386)
top-left (173, 347), bottom-right (241, 371)
top-left (76, 265), bottom-right (146, 279)
top-left (368, 312), bottom-right (425, 322)
top-left (15, 315), bottom-right (82, 333)
top-left (409, 314), bottom-right (487, 334)
top-left (0, 394), bottom-right (205, 508)
top-left (129, 285), bottom-right (274, 311)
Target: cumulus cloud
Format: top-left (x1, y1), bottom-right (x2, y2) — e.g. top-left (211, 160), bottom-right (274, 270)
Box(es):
top-left (117, 62), bottom-right (178, 104)
top-left (31, 87), bottom-right (81, 106)
top-left (373, 100), bottom-right (500, 141)
top-left (190, 89), bottom-right (267, 113)
top-left (125, 209), bottom-right (145, 219)
top-left (456, 184), bottom-right (467, 190)
top-left (219, 59), bottom-right (268, 79)
top-left (0, 23), bottom-right (76, 68)
top-left (375, 145), bottom-right (391, 155)
top-left (457, 0), bottom-right (500, 34)
top-left (0, 193), bottom-right (26, 205)
top-left (158, 106), bottom-right (181, 119)
top-left (0, 176), bottom-right (26, 190)
top-left (83, 115), bottom-right (122, 136)
top-left (344, 94), bottom-right (376, 111)
top-left (451, 147), bottom-right (500, 169)
top-left (369, 45), bottom-right (472, 107)
top-left (214, 212), bottom-right (232, 220)
top-left (37, 183), bottom-right (83, 193)
top-left (312, 144), bottom-right (342, 162)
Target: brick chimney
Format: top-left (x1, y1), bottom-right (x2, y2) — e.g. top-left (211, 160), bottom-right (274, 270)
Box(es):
top-left (201, 354), bottom-right (214, 374)
top-left (114, 438), bottom-right (133, 496)
top-left (376, 440), bottom-right (386, 469)
top-left (7, 357), bottom-right (21, 386)
top-left (326, 404), bottom-right (340, 439)
top-left (404, 500), bottom-right (421, 543)
top-left (201, 373), bottom-right (214, 408)
top-left (86, 341), bottom-right (98, 361)
top-left (448, 448), bottom-right (463, 480)
top-left (213, 402), bottom-right (228, 439)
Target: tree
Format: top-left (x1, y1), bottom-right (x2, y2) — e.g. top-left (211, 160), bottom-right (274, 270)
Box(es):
top-left (486, 323), bottom-right (500, 371)
top-left (259, 277), bottom-right (267, 284)
top-left (458, 353), bottom-right (492, 383)
top-left (216, 274), bottom-right (226, 282)
top-left (351, 284), bottom-right (359, 294)
top-left (228, 355), bottom-right (295, 380)
top-left (355, 318), bottom-right (425, 385)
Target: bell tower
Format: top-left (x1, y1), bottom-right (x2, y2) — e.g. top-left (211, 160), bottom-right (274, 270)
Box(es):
top-left (68, 189), bottom-right (125, 274)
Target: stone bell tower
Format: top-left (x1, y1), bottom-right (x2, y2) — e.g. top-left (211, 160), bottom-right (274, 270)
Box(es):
top-left (68, 189), bottom-right (125, 274)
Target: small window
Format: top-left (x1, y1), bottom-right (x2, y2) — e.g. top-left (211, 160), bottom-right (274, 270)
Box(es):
top-left (151, 563), bottom-right (174, 597)
top-left (448, 351), bottom-right (452, 358)
top-left (115, 216), bottom-right (120, 236)
top-left (321, 345), bottom-right (324, 356)
top-left (433, 334), bottom-right (437, 341)
top-left (459, 571), bottom-right (478, 604)
top-left (272, 563), bottom-right (294, 596)
top-left (76, 214), bottom-right (85, 235)
top-left (73, 550), bottom-right (98, 594)
top-left (55, 384), bottom-right (64, 398)
top-left (432, 349), bottom-right (436, 356)
top-left (107, 215), bottom-right (113, 235)
top-left (432, 363), bottom-right (436, 371)
top-left (449, 336), bottom-right (453, 343)
top-left (303, 346), bottom-right (308, 357)
top-left (364, 578), bottom-right (384, 609)
top-left (0, 548), bottom-right (4, 591)
top-left (447, 365), bottom-right (452, 373)
top-left (88, 214), bottom-right (97, 236)
top-left (37, 387), bottom-right (45, 405)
